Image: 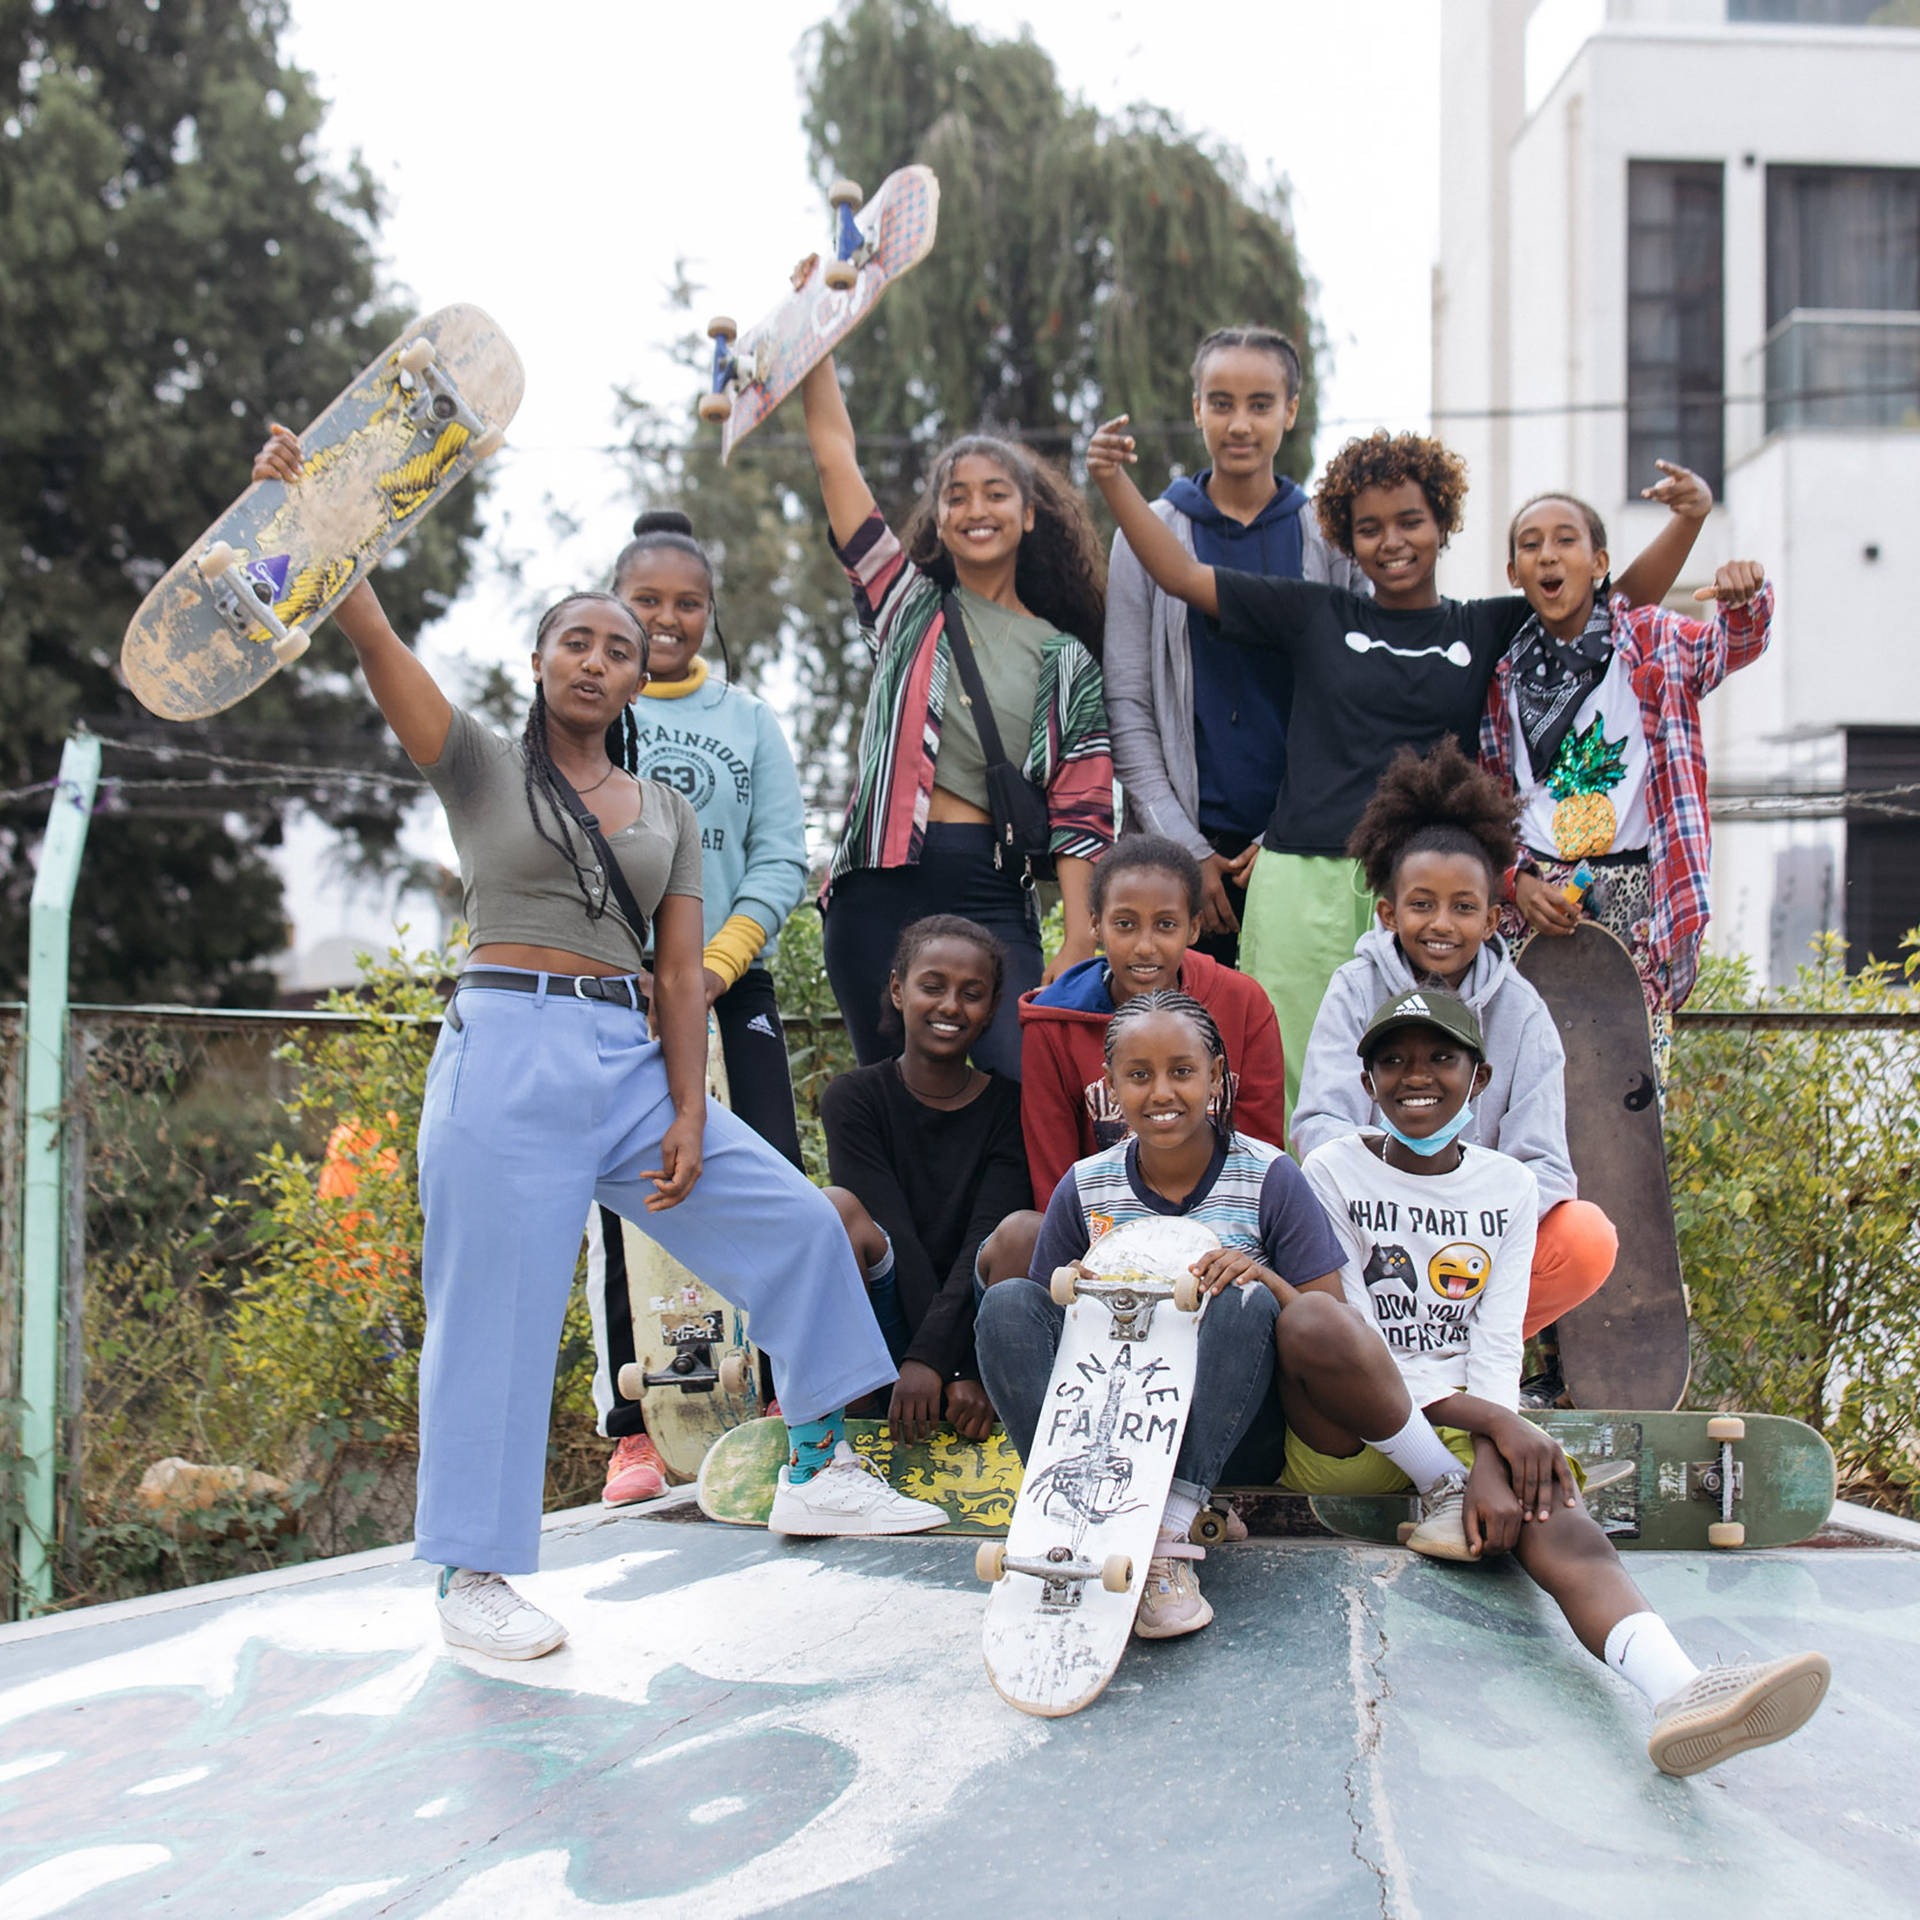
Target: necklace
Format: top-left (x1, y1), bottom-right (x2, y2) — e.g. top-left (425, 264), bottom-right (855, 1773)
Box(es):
top-left (895, 1057), bottom-right (980, 1107)
top-left (573, 763), bottom-right (622, 797)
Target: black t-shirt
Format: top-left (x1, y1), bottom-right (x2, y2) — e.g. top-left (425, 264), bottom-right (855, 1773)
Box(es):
top-left (1214, 573), bottom-right (1531, 855)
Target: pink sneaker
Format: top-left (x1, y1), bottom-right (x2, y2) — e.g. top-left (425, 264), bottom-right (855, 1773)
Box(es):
top-left (603, 1434), bottom-right (668, 1507)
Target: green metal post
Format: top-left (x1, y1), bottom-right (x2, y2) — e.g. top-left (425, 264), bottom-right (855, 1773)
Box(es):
top-left (17, 732), bottom-right (99, 1613)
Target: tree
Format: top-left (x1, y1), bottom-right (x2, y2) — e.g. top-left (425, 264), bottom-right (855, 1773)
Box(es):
top-left (618, 0), bottom-right (1323, 797)
top-left (0, 0), bottom-right (483, 1004)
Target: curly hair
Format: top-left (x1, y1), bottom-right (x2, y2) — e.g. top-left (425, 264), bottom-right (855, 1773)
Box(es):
top-left (1315, 430), bottom-right (1469, 559)
top-left (900, 435), bottom-right (1107, 656)
top-left (1345, 740), bottom-right (1519, 899)
top-left (1103, 988), bottom-right (1234, 1145)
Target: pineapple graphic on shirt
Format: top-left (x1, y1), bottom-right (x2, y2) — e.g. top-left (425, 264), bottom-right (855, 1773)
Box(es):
top-left (1546, 716), bottom-right (1630, 859)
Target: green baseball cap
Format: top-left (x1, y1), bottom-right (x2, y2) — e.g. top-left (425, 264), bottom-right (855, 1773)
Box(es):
top-left (1357, 987), bottom-right (1485, 1060)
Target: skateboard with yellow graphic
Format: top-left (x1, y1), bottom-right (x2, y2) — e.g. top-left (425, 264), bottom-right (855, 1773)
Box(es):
top-left (122, 304), bottom-right (522, 721)
top-left (696, 1417), bottom-right (1020, 1535)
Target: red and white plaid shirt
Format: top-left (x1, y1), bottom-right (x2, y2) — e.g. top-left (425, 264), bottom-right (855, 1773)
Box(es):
top-left (1478, 584), bottom-right (1773, 1011)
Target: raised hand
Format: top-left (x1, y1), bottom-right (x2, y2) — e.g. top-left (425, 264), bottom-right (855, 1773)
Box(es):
top-left (254, 421), bottom-right (304, 484)
top-left (1694, 559), bottom-right (1766, 606)
top-left (1641, 459), bottom-right (1712, 521)
top-left (1086, 413), bottom-right (1138, 481)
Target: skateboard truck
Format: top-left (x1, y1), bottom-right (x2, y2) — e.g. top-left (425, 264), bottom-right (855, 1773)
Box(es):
top-left (823, 178), bottom-right (873, 291)
top-left (1050, 1267), bottom-right (1203, 1337)
top-left (195, 543), bottom-right (311, 665)
top-left (698, 316), bottom-right (765, 425)
top-left (975, 1539), bottom-right (1133, 1610)
top-left (1700, 1416), bottom-right (1747, 1547)
top-left (394, 337), bottom-right (504, 458)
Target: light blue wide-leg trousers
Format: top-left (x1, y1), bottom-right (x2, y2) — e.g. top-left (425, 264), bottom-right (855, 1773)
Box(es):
top-left (413, 978), bottom-right (895, 1572)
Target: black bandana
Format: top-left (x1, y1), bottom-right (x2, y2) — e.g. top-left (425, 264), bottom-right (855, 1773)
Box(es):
top-left (1510, 598), bottom-right (1615, 778)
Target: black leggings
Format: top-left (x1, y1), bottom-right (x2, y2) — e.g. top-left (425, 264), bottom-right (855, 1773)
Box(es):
top-left (821, 823), bottom-right (1042, 1081)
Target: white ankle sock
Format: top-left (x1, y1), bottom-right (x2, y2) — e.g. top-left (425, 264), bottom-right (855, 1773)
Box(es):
top-left (866, 1240), bottom-right (895, 1284)
top-left (1368, 1412), bottom-right (1463, 1493)
top-left (1604, 1612), bottom-right (1700, 1704)
top-left (1159, 1488), bottom-right (1202, 1542)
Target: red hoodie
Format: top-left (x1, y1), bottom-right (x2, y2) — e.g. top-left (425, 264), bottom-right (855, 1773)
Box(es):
top-left (1016, 949), bottom-right (1288, 1206)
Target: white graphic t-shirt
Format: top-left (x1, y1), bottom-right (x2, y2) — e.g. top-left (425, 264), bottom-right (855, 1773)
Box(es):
top-left (1512, 650), bottom-right (1650, 860)
top-left (1301, 1134), bottom-right (1537, 1411)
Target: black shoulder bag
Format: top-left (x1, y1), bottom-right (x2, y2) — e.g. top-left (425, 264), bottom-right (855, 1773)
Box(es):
top-left (942, 591), bottom-right (1054, 880)
top-left (545, 765), bottom-right (653, 959)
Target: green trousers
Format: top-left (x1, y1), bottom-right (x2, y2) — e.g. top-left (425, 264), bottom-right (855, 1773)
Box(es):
top-left (1237, 851), bottom-right (1376, 1132)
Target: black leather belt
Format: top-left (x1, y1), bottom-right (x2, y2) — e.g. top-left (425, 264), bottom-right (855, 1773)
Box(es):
top-left (456, 968), bottom-right (649, 1011)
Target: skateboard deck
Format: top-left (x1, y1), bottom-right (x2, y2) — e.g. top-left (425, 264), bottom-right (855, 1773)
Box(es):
top-left (1307, 1409), bottom-right (1834, 1552)
top-left (700, 165), bottom-right (939, 463)
top-left (615, 1017), bottom-right (759, 1483)
top-left (696, 1417), bottom-right (1020, 1534)
top-left (122, 305), bottom-right (522, 721)
top-left (1519, 921), bottom-right (1690, 1409)
top-left (978, 1217), bottom-right (1213, 1719)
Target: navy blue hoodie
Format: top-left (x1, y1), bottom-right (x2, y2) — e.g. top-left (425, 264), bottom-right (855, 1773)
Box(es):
top-left (1161, 471), bottom-right (1308, 841)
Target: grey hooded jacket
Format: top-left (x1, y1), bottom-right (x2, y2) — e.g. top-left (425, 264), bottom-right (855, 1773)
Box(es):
top-left (1290, 927), bottom-right (1576, 1219)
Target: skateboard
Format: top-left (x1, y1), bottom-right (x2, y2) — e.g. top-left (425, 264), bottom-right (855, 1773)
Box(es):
top-left (122, 304), bottom-right (522, 721)
top-left (977, 1217), bottom-right (1213, 1719)
top-left (698, 165), bottom-right (939, 463)
top-left (1306, 1409), bottom-right (1835, 1552)
top-left (696, 1417), bottom-right (1020, 1534)
top-left (614, 1016), bottom-right (760, 1482)
top-left (1518, 921), bottom-right (1690, 1409)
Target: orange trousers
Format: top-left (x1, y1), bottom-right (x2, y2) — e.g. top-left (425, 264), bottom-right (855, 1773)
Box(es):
top-left (1525, 1199), bottom-right (1617, 1339)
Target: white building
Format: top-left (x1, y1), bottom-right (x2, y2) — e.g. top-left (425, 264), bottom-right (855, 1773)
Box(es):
top-left (1435, 0), bottom-right (1920, 984)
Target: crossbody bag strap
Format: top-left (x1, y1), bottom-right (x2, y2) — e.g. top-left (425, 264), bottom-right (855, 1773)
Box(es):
top-left (942, 592), bottom-right (1019, 774)
top-left (544, 762), bottom-right (651, 956)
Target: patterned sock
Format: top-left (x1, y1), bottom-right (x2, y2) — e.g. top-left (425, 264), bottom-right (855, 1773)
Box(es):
top-left (1368, 1411), bottom-right (1465, 1493)
top-left (1605, 1611), bottom-right (1700, 1704)
top-left (786, 1411), bottom-right (845, 1484)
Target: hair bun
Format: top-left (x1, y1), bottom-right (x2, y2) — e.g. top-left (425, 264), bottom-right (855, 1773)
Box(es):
top-left (633, 508), bottom-right (695, 538)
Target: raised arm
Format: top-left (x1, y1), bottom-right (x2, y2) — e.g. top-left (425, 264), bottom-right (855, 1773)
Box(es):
top-left (1613, 459), bottom-right (1712, 609)
top-left (252, 424), bottom-right (452, 766)
top-left (1085, 415), bottom-right (1220, 617)
top-left (798, 354), bottom-right (877, 549)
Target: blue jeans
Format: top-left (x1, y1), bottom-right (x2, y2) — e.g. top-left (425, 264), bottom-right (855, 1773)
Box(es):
top-left (974, 1277), bottom-right (1279, 1505)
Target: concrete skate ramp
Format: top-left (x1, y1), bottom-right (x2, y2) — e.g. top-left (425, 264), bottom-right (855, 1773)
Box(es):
top-left (1, 1500), bottom-right (1915, 1918)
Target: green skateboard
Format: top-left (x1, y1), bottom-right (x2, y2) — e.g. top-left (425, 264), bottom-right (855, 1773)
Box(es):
top-left (695, 1416), bottom-right (1021, 1535)
top-left (1306, 1409), bottom-right (1835, 1552)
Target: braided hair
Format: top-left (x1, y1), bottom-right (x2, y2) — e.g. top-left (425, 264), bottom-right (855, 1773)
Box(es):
top-left (609, 508), bottom-right (734, 680)
top-left (1191, 324), bottom-right (1302, 404)
top-left (521, 592), bottom-right (647, 924)
top-left (1345, 740), bottom-right (1519, 900)
top-left (1103, 987), bottom-right (1236, 1146)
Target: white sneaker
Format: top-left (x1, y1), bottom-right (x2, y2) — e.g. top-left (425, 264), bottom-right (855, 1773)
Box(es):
top-left (436, 1567), bottom-right (567, 1660)
top-left (766, 1441), bottom-right (947, 1537)
top-left (1647, 1652), bottom-right (1831, 1777)
top-left (1401, 1470), bottom-right (1478, 1561)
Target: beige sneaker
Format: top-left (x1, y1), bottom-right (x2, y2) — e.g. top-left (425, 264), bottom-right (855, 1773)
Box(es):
top-left (1647, 1652), bottom-right (1831, 1776)
top-left (1133, 1547), bottom-right (1213, 1639)
top-left (1402, 1470), bottom-right (1478, 1561)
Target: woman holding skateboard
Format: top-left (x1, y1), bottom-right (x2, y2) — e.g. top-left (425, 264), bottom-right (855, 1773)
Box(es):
top-left (250, 428), bottom-right (944, 1661)
top-left (797, 353), bottom-right (1114, 1080)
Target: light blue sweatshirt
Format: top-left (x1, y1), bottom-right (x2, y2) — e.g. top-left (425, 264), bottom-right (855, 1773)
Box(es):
top-left (632, 671), bottom-right (807, 957)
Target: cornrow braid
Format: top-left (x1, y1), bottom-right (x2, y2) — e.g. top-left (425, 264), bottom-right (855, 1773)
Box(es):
top-left (1103, 987), bottom-right (1236, 1146)
top-left (521, 592), bottom-right (648, 923)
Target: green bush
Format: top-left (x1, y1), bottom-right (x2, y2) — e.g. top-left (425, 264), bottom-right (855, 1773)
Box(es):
top-left (1670, 932), bottom-right (1920, 1512)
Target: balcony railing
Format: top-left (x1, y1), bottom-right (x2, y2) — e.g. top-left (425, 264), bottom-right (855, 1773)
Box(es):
top-left (1752, 307), bottom-right (1920, 436)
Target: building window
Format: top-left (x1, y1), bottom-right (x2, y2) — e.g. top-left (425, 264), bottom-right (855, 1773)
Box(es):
top-left (1845, 729), bottom-right (1920, 972)
top-left (1626, 160), bottom-right (1725, 496)
top-left (1730, 2), bottom-right (1894, 22)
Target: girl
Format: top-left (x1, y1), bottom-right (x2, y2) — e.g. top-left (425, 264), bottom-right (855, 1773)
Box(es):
top-left (1087, 419), bottom-right (1712, 1124)
top-left (249, 429), bottom-right (943, 1660)
top-left (974, 990), bottom-right (1346, 1639)
top-left (590, 508), bottom-right (809, 1507)
top-left (820, 916), bottom-right (1031, 1447)
top-left (1487, 492), bottom-right (1773, 1084)
top-left (1290, 740), bottom-right (1616, 1402)
top-left (1103, 326), bottom-right (1368, 967)
top-left (1284, 987), bottom-right (1829, 1777)
top-left (799, 345), bottom-right (1115, 1080)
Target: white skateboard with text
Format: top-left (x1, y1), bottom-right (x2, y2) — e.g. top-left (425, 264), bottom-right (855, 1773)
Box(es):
top-left (978, 1215), bottom-right (1214, 1717)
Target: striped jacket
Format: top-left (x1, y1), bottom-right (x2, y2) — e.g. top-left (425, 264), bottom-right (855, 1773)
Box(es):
top-left (1478, 584), bottom-right (1773, 1011)
top-left (826, 511), bottom-right (1114, 890)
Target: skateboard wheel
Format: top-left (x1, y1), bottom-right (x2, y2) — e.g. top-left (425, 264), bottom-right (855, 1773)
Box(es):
top-left (1707, 1521), bottom-right (1746, 1549)
top-left (1100, 1554), bottom-right (1132, 1594)
top-left (718, 1352), bottom-right (752, 1396)
top-left (271, 625), bottom-right (310, 666)
top-left (975, 1540), bottom-right (1007, 1583)
top-left (1172, 1272), bottom-right (1202, 1314)
top-left (616, 1361), bottom-right (645, 1400)
top-left (824, 259), bottom-right (858, 291)
top-left (1049, 1266), bottom-right (1079, 1308)
top-left (707, 314), bottom-right (738, 342)
top-left (1706, 1416), bottom-right (1745, 1442)
top-left (398, 338), bottom-right (435, 375)
top-left (471, 426), bottom-right (504, 459)
top-left (698, 392), bottom-right (734, 425)
top-left (198, 540), bottom-right (237, 580)
top-left (1190, 1510), bottom-right (1227, 1547)
top-left (828, 177), bottom-right (864, 211)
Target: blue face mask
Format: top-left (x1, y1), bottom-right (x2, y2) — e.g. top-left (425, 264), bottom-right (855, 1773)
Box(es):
top-left (1380, 1100), bottom-right (1475, 1158)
